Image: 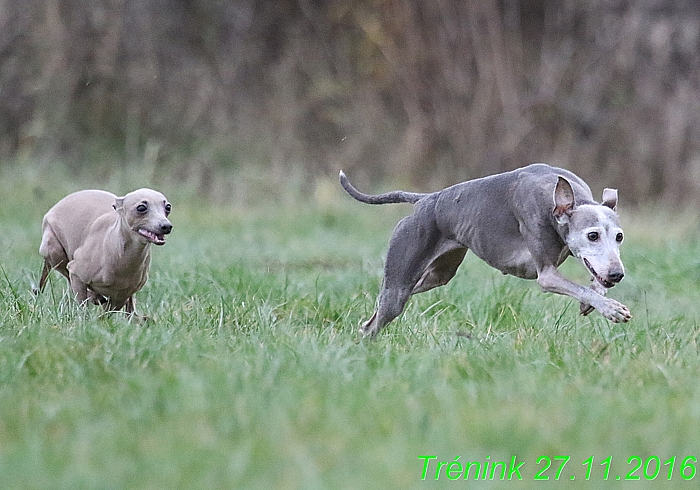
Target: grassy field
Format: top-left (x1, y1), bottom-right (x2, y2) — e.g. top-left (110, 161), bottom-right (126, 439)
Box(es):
top-left (1, 165), bottom-right (700, 489)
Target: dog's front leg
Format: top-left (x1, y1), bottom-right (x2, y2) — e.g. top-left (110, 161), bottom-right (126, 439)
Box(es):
top-left (123, 296), bottom-right (149, 322)
top-left (579, 280), bottom-right (608, 316)
top-left (537, 266), bottom-right (631, 323)
top-left (69, 274), bottom-right (90, 306)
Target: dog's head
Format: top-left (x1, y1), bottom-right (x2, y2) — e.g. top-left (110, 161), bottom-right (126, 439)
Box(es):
top-left (553, 177), bottom-right (624, 288)
top-left (113, 189), bottom-right (172, 246)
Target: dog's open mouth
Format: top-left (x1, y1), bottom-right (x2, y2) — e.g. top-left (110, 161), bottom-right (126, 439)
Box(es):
top-left (137, 228), bottom-right (167, 245)
top-left (583, 258), bottom-right (615, 288)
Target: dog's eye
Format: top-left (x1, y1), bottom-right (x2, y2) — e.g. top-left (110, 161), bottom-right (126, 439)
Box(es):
top-left (136, 204), bottom-right (148, 213)
top-left (587, 232), bottom-right (599, 241)
top-left (165, 203), bottom-right (171, 215)
top-left (616, 232), bottom-right (623, 242)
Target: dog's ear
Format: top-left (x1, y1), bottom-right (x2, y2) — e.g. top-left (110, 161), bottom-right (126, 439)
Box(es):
top-left (113, 197), bottom-right (124, 213)
top-left (553, 176), bottom-right (575, 219)
top-left (601, 188), bottom-right (618, 211)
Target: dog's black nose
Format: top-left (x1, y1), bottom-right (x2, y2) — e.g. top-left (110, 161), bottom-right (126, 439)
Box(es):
top-left (608, 271), bottom-right (624, 284)
top-left (160, 222), bottom-right (173, 234)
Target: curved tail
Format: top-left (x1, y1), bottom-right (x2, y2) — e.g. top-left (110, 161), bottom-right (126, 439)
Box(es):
top-left (338, 171), bottom-right (426, 205)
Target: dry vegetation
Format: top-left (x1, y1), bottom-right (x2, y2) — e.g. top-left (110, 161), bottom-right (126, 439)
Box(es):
top-left (1, 0), bottom-right (700, 203)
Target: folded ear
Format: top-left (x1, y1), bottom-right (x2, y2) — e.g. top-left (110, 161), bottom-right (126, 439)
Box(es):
top-left (113, 197), bottom-right (124, 212)
top-left (553, 176), bottom-right (575, 218)
top-left (602, 188), bottom-right (618, 211)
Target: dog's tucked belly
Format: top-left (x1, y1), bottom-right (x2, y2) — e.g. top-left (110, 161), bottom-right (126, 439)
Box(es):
top-left (441, 210), bottom-right (539, 280)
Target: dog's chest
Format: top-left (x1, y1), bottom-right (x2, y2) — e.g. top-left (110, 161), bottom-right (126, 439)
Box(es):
top-left (89, 269), bottom-right (148, 300)
top-left (78, 249), bottom-right (150, 299)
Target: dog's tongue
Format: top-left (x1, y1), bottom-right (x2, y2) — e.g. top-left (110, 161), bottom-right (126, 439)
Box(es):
top-left (138, 228), bottom-right (166, 245)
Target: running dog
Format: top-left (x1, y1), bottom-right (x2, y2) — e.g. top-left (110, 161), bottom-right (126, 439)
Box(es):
top-left (36, 188), bottom-right (172, 317)
top-left (339, 164), bottom-right (630, 337)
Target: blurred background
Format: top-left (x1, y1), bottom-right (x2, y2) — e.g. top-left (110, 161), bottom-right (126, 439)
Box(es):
top-left (1, 0), bottom-right (699, 205)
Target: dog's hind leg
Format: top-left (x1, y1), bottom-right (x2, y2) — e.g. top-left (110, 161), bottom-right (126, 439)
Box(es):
top-left (411, 247), bottom-right (468, 294)
top-left (87, 290), bottom-right (108, 306)
top-left (36, 225), bottom-right (70, 294)
top-left (35, 260), bottom-right (53, 295)
top-left (361, 214), bottom-right (464, 337)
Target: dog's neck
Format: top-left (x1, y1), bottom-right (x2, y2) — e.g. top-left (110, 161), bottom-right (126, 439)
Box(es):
top-left (104, 219), bottom-right (152, 272)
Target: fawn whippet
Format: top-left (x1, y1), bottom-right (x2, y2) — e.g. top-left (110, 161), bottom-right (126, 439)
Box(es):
top-left (36, 188), bottom-right (172, 317)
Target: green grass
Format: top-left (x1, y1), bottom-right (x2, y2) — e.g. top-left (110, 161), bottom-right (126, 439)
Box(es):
top-left (2, 166), bottom-right (700, 488)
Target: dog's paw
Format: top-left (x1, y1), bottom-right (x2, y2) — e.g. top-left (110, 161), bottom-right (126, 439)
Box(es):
top-left (359, 312), bottom-right (379, 339)
top-left (579, 302), bottom-right (594, 316)
top-left (599, 298), bottom-right (631, 323)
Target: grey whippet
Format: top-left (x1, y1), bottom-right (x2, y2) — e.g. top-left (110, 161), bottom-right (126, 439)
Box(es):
top-left (36, 188), bottom-right (172, 317)
top-left (339, 163), bottom-right (631, 337)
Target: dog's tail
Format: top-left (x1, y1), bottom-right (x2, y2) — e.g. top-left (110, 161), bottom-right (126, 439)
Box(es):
top-left (339, 171), bottom-right (426, 205)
